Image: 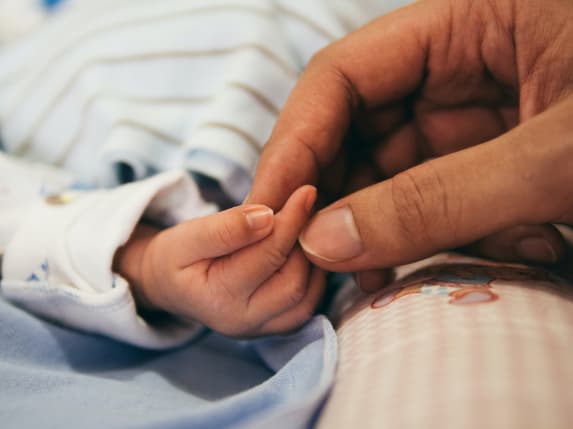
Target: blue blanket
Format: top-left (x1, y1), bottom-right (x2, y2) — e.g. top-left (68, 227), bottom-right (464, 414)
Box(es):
top-left (0, 297), bottom-right (337, 429)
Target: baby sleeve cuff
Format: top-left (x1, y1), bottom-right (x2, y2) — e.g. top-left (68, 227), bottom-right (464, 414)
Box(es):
top-left (1, 171), bottom-right (217, 349)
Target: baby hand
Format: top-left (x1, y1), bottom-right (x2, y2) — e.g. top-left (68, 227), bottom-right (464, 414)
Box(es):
top-left (114, 186), bottom-right (325, 337)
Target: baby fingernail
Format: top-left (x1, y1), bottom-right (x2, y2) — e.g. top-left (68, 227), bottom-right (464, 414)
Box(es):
top-left (300, 205), bottom-right (363, 262)
top-left (516, 237), bottom-right (558, 264)
top-left (244, 206), bottom-right (274, 230)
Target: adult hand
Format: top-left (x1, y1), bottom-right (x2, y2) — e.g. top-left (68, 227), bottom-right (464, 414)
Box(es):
top-left (248, 0), bottom-right (573, 290)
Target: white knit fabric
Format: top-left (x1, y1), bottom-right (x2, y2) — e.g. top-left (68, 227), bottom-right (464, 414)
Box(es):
top-left (0, 0), bottom-right (378, 200)
top-left (0, 0), bottom-right (406, 347)
top-left (1, 153), bottom-right (215, 348)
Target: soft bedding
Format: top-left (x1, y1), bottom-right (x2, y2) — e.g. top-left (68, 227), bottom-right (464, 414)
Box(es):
top-left (0, 298), bottom-right (337, 429)
top-left (3, 2), bottom-right (572, 429)
top-left (0, 2), bottom-right (390, 427)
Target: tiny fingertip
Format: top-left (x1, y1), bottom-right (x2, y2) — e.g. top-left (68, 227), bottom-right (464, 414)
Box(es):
top-left (304, 185), bottom-right (317, 213)
top-left (282, 184), bottom-right (317, 213)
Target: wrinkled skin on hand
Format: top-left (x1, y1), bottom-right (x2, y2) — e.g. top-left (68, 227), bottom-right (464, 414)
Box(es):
top-left (249, 0), bottom-right (573, 290)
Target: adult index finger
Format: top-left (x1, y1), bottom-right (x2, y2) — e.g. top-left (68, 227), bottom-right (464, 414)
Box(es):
top-left (247, 1), bottom-right (432, 210)
top-left (298, 96), bottom-right (573, 272)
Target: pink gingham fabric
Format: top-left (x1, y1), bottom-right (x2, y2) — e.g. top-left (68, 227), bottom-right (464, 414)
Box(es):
top-left (318, 254), bottom-right (573, 429)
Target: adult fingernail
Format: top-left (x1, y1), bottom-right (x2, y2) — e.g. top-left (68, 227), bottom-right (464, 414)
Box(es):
top-left (516, 237), bottom-right (558, 264)
top-left (244, 206), bottom-right (274, 230)
top-left (300, 205), bottom-right (363, 262)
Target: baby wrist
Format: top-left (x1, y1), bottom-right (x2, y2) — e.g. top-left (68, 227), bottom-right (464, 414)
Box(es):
top-left (113, 222), bottom-right (160, 312)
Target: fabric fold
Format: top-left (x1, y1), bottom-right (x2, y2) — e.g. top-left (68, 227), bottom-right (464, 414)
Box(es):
top-left (2, 171), bottom-right (216, 349)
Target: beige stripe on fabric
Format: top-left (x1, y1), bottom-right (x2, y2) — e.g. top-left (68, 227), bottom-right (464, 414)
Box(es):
top-left (0, 2), bottom-right (336, 91)
top-left (13, 44), bottom-right (296, 156)
top-left (110, 119), bottom-right (181, 146)
top-left (0, 4), bottom-right (275, 89)
top-left (55, 81), bottom-right (278, 165)
top-left (55, 92), bottom-right (210, 165)
top-left (275, 4), bottom-right (337, 42)
top-left (227, 81), bottom-right (280, 116)
top-left (200, 121), bottom-right (263, 154)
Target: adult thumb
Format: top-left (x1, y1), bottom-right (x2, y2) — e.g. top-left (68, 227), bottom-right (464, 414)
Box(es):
top-left (299, 98), bottom-right (573, 272)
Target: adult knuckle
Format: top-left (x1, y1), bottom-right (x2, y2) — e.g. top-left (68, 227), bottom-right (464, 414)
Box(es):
top-left (390, 170), bottom-right (430, 242)
top-left (391, 164), bottom-right (456, 246)
top-left (309, 42), bottom-right (361, 108)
